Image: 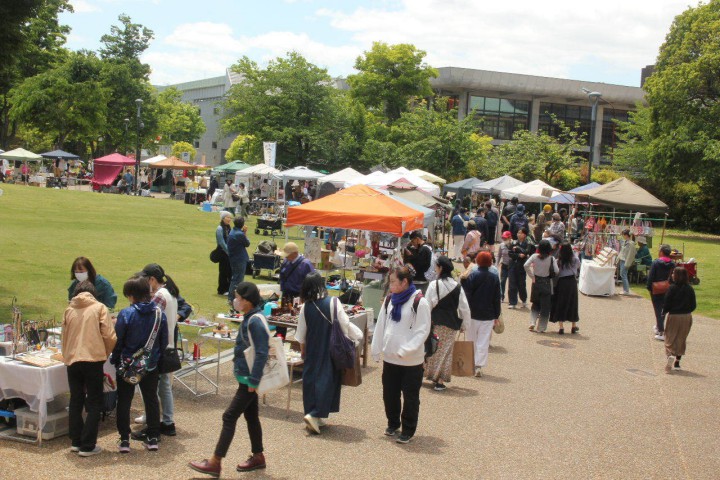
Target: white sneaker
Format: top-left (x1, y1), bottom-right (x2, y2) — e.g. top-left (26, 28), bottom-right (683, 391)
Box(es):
top-left (521, 302), bottom-right (527, 308)
top-left (474, 367), bottom-right (483, 377)
top-left (318, 418), bottom-right (327, 427)
top-left (665, 355), bottom-right (675, 373)
top-left (304, 414), bottom-right (321, 434)
top-left (653, 326), bottom-right (659, 335)
top-left (134, 414), bottom-right (146, 425)
top-left (508, 305), bottom-right (516, 309)
top-left (78, 446), bottom-right (102, 457)
top-left (654, 334), bottom-right (665, 341)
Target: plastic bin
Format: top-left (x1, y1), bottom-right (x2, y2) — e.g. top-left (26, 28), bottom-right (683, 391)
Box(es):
top-left (15, 407), bottom-right (69, 440)
top-left (201, 201), bottom-right (212, 212)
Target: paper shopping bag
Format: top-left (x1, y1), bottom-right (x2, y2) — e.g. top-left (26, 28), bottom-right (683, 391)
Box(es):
top-left (341, 345), bottom-right (362, 387)
top-left (451, 334), bottom-right (475, 377)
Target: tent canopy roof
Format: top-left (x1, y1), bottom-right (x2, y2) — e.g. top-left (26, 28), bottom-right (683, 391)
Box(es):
top-left (409, 168), bottom-right (446, 185)
top-left (141, 154), bottom-right (167, 165)
top-left (443, 177), bottom-right (481, 193)
top-left (472, 174), bottom-right (523, 194)
top-left (40, 149), bottom-right (80, 160)
top-left (273, 165), bottom-right (325, 181)
top-left (235, 163), bottom-right (280, 176)
top-left (148, 156), bottom-right (197, 169)
top-left (93, 153), bottom-right (135, 166)
top-left (501, 179), bottom-right (558, 203)
top-left (213, 160), bottom-right (252, 173)
top-left (286, 184), bottom-right (424, 236)
top-left (351, 168), bottom-right (441, 196)
top-left (387, 187), bottom-right (451, 208)
top-left (0, 148), bottom-right (43, 161)
top-left (548, 182), bottom-right (600, 204)
top-left (573, 177), bottom-right (668, 212)
top-left (317, 167), bottom-right (364, 187)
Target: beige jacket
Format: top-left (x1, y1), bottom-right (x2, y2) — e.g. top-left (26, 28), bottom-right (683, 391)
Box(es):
top-left (62, 292), bottom-right (117, 365)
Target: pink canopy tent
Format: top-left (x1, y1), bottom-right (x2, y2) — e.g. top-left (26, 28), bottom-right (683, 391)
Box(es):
top-left (92, 153), bottom-right (135, 186)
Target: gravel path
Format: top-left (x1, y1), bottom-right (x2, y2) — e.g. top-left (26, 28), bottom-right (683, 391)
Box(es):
top-left (4, 285), bottom-right (719, 479)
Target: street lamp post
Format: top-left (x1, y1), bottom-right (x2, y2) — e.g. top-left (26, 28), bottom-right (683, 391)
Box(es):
top-left (134, 99), bottom-right (143, 194)
top-left (123, 118), bottom-right (130, 156)
top-left (582, 89), bottom-right (602, 184)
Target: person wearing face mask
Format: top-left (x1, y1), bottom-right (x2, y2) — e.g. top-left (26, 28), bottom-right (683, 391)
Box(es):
top-left (68, 256), bottom-right (117, 310)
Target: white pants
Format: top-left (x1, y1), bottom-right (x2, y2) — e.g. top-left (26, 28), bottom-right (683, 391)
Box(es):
top-left (453, 235), bottom-right (465, 259)
top-left (466, 319), bottom-right (494, 367)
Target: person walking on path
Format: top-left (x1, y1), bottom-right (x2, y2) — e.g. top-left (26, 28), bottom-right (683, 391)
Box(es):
top-left (617, 229), bottom-right (637, 295)
top-left (189, 283), bottom-right (269, 476)
top-left (509, 204), bottom-right (530, 240)
top-left (112, 275), bottom-right (168, 453)
top-left (497, 231), bottom-right (512, 302)
top-left (647, 244), bottom-right (676, 341)
top-left (425, 257), bottom-right (471, 391)
top-left (223, 179), bottom-right (239, 214)
top-left (524, 240), bottom-right (559, 333)
top-left (451, 208), bottom-right (469, 261)
top-left (371, 265), bottom-right (430, 444)
top-left (295, 273), bottom-right (363, 433)
top-left (462, 251), bottom-right (501, 377)
top-left (472, 207), bottom-right (490, 246)
top-left (662, 267), bottom-right (696, 373)
top-left (227, 216), bottom-right (251, 307)
top-left (461, 220), bottom-right (482, 259)
top-left (549, 242), bottom-right (581, 334)
top-left (508, 227), bottom-right (534, 309)
top-left (214, 211), bottom-right (233, 296)
top-left (63, 281), bottom-right (117, 457)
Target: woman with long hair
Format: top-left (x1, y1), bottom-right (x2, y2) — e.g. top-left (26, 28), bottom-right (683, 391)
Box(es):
top-left (524, 240), bottom-right (559, 333)
top-left (461, 220), bottom-right (482, 259)
top-left (68, 256), bottom-right (117, 309)
top-left (295, 272), bottom-right (362, 434)
top-left (662, 267), bottom-right (696, 373)
top-left (425, 256), bottom-right (471, 391)
top-left (371, 265), bottom-right (431, 444)
top-left (550, 242), bottom-right (580, 334)
top-left (215, 211), bottom-right (233, 295)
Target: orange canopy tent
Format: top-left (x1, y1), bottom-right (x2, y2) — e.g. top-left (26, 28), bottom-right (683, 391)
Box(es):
top-left (286, 184), bottom-right (424, 236)
top-left (148, 156), bottom-right (197, 170)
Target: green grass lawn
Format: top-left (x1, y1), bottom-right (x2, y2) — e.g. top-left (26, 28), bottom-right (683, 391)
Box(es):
top-left (633, 231), bottom-right (720, 319)
top-left (0, 183), bottom-right (306, 353)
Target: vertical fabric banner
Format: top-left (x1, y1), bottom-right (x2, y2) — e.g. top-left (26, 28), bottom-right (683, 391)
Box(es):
top-left (263, 142), bottom-right (276, 167)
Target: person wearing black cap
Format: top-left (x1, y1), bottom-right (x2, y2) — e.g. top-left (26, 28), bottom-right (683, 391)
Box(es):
top-left (501, 196), bottom-right (519, 233)
top-left (190, 282), bottom-right (269, 476)
top-left (403, 231), bottom-right (432, 291)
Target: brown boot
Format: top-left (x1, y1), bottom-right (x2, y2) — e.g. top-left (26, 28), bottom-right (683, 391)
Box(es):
top-left (236, 453), bottom-right (266, 472)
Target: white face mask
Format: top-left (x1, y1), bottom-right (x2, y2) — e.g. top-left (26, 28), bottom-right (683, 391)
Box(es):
top-left (233, 297), bottom-right (242, 312)
top-left (75, 272), bottom-right (89, 282)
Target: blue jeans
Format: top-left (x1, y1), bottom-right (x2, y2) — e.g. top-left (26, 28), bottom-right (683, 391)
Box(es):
top-left (158, 372), bottom-right (174, 425)
top-left (618, 260), bottom-right (630, 293)
top-left (228, 258), bottom-right (248, 304)
top-left (500, 263), bottom-right (509, 300)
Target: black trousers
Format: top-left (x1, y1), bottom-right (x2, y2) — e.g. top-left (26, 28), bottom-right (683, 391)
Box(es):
top-left (508, 263), bottom-right (528, 305)
top-left (382, 362), bottom-right (423, 437)
top-left (215, 383), bottom-right (263, 457)
top-left (116, 369), bottom-right (160, 440)
top-left (218, 253), bottom-right (231, 295)
top-left (67, 361), bottom-right (105, 452)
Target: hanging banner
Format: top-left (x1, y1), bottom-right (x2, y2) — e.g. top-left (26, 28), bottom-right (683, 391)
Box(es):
top-left (263, 142), bottom-right (276, 167)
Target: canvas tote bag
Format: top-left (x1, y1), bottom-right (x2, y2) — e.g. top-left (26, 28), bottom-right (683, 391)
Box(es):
top-left (243, 314), bottom-right (290, 394)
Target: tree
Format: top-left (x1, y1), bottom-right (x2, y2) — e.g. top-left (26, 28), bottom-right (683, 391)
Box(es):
top-left (156, 87), bottom-right (206, 145)
top-left (225, 134), bottom-right (258, 163)
top-left (222, 52), bottom-right (342, 167)
top-left (9, 50), bottom-right (108, 149)
top-left (347, 42), bottom-right (438, 123)
top-left (488, 117), bottom-right (586, 183)
top-left (171, 141), bottom-right (196, 161)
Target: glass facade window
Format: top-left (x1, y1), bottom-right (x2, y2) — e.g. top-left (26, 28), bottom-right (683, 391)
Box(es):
top-left (468, 96), bottom-right (529, 140)
top-left (601, 109), bottom-right (629, 159)
top-left (539, 102), bottom-right (592, 142)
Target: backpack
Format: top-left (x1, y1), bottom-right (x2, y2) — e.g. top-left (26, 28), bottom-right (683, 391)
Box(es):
top-left (423, 244), bottom-right (438, 281)
top-left (511, 213), bottom-right (529, 236)
top-left (383, 292), bottom-right (439, 358)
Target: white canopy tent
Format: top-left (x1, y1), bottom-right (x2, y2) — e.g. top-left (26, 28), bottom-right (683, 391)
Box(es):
top-left (140, 154), bottom-right (167, 165)
top-left (235, 164), bottom-right (280, 183)
top-left (317, 167), bottom-right (364, 188)
top-left (351, 167), bottom-right (441, 196)
top-left (501, 179), bottom-right (559, 203)
top-left (472, 174), bottom-right (524, 195)
top-left (272, 166), bottom-right (325, 182)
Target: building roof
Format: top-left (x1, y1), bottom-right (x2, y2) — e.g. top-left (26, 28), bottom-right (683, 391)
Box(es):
top-left (156, 75), bottom-right (226, 93)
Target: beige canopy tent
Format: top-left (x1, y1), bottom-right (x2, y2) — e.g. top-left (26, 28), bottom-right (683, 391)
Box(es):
top-left (572, 177), bottom-right (668, 212)
top-left (148, 156), bottom-right (197, 170)
top-left (410, 168), bottom-right (446, 185)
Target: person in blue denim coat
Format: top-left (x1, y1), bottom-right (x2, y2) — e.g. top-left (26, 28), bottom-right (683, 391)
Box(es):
top-left (227, 216), bottom-right (251, 305)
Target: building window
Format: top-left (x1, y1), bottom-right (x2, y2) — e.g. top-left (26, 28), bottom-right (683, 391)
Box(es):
top-left (197, 106), bottom-right (202, 115)
top-left (212, 141), bottom-right (218, 149)
top-left (468, 96), bottom-right (529, 140)
top-left (601, 109), bottom-right (629, 160)
top-left (538, 102), bottom-right (592, 142)
top-left (213, 107), bottom-right (220, 115)
top-left (193, 140), bottom-right (199, 148)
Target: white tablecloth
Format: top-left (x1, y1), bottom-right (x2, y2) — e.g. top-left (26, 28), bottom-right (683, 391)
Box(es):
top-left (578, 259), bottom-right (616, 296)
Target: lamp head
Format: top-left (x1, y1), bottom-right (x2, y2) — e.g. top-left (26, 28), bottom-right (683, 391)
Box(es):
top-left (588, 91), bottom-right (602, 102)
top-left (135, 98), bottom-right (143, 107)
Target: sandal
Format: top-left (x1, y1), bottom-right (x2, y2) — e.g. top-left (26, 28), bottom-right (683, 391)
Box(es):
top-left (558, 328), bottom-right (564, 335)
top-left (571, 326), bottom-right (579, 334)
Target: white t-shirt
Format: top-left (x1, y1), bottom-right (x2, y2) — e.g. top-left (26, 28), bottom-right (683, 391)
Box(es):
top-left (154, 287), bottom-right (178, 342)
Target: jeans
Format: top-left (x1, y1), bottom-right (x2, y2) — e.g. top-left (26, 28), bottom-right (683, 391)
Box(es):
top-left (117, 369), bottom-right (160, 440)
top-left (67, 361), bottom-right (104, 452)
top-left (499, 263), bottom-right (510, 300)
top-left (618, 260), bottom-right (630, 293)
top-left (651, 294), bottom-right (666, 333)
top-left (214, 383), bottom-right (263, 457)
top-left (158, 372), bottom-right (174, 425)
top-left (508, 263), bottom-right (527, 306)
top-left (228, 258), bottom-right (248, 304)
top-left (382, 362), bottom-right (423, 437)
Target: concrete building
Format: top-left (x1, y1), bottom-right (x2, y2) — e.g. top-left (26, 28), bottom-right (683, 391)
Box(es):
top-left (163, 66), bottom-right (645, 167)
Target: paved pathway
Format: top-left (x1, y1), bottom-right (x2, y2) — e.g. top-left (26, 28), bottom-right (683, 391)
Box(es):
top-left (4, 285), bottom-right (719, 479)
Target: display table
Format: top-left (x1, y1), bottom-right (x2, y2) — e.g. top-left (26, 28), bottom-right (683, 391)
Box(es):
top-left (578, 259), bottom-right (616, 296)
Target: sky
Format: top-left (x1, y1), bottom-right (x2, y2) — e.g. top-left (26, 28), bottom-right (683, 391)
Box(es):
top-left (63, 0), bottom-right (695, 87)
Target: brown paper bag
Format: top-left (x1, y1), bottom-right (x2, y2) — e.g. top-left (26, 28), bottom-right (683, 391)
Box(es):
top-left (452, 333), bottom-right (475, 377)
top-left (341, 346), bottom-right (362, 387)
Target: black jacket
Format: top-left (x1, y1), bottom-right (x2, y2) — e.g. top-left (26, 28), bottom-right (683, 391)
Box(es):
top-left (509, 238), bottom-right (535, 267)
top-left (407, 243), bottom-right (432, 281)
top-left (463, 267), bottom-right (501, 321)
top-left (662, 284), bottom-right (696, 315)
top-left (647, 258), bottom-right (675, 293)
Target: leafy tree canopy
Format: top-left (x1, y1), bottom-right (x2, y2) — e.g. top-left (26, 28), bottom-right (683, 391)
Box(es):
top-left (225, 134), bottom-right (258, 163)
top-left (171, 141), bottom-right (196, 161)
top-left (156, 87), bottom-right (206, 145)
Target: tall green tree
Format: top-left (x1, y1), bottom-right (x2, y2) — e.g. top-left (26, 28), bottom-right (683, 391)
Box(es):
top-left (347, 42), bottom-right (438, 123)
top-left (156, 87), bottom-right (206, 145)
top-left (222, 52), bottom-right (343, 167)
top-left (225, 134), bottom-right (258, 163)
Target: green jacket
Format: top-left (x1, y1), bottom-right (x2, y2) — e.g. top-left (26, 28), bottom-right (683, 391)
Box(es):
top-left (635, 245), bottom-right (652, 267)
top-left (68, 274), bottom-right (117, 310)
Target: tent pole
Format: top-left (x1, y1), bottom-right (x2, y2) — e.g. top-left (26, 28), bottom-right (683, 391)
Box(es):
top-left (661, 213), bottom-right (668, 244)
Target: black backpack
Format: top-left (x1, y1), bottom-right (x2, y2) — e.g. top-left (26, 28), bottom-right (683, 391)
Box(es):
top-left (383, 293), bottom-right (439, 358)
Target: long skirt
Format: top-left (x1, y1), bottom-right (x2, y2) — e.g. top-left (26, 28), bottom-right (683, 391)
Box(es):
top-left (425, 325), bottom-right (458, 383)
top-left (664, 313), bottom-right (692, 356)
top-left (550, 276), bottom-right (579, 323)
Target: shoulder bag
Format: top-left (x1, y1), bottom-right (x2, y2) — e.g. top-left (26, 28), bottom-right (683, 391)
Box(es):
top-left (314, 298), bottom-right (356, 370)
top-left (117, 307), bottom-right (162, 385)
top-left (243, 314), bottom-right (290, 394)
top-left (210, 246), bottom-right (223, 263)
top-left (159, 324), bottom-right (182, 374)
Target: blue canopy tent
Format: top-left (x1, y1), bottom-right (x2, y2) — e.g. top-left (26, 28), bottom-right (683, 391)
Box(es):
top-left (549, 182), bottom-right (601, 204)
top-left (442, 177), bottom-right (481, 200)
top-left (40, 149), bottom-right (81, 160)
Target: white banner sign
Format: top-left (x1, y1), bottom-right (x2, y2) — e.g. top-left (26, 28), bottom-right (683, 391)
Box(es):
top-left (263, 142), bottom-right (276, 168)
